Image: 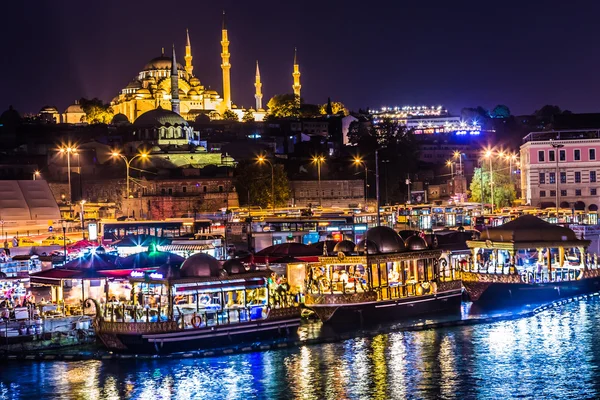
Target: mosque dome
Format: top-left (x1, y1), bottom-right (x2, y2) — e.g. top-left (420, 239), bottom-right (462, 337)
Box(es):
top-left (180, 253), bottom-right (221, 278)
top-left (134, 107), bottom-right (189, 127)
top-left (40, 106), bottom-right (58, 114)
top-left (333, 240), bottom-right (355, 254)
top-left (126, 80), bottom-right (142, 89)
top-left (365, 226), bottom-right (406, 254)
top-left (143, 55), bottom-right (184, 71)
top-left (404, 235), bottom-right (428, 251)
top-left (354, 239), bottom-right (378, 255)
top-left (190, 77), bottom-right (201, 86)
top-left (223, 259), bottom-right (246, 275)
top-left (65, 102), bottom-right (84, 114)
top-left (136, 88), bottom-right (151, 99)
top-left (150, 145), bottom-right (162, 153)
top-left (188, 89), bottom-right (199, 96)
top-left (111, 113), bottom-right (130, 125)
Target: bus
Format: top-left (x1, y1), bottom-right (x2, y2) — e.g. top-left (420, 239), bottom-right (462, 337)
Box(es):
top-left (100, 219), bottom-right (213, 242)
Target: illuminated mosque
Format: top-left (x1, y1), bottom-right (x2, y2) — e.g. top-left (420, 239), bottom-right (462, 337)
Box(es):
top-left (109, 14), bottom-right (302, 124)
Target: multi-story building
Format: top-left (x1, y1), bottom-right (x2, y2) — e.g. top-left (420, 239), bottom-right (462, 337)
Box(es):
top-left (520, 130), bottom-right (600, 211)
top-left (289, 180), bottom-right (364, 208)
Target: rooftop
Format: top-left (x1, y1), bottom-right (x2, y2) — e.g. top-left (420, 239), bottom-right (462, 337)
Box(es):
top-left (522, 129), bottom-right (600, 144)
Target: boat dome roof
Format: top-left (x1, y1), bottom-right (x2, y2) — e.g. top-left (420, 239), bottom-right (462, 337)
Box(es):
top-left (405, 235), bottom-right (428, 251)
top-left (333, 240), bottom-right (355, 254)
top-left (365, 226), bottom-right (405, 253)
top-left (354, 239), bottom-right (378, 255)
top-left (180, 253), bottom-right (221, 278)
top-left (223, 259), bottom-right (246, 274)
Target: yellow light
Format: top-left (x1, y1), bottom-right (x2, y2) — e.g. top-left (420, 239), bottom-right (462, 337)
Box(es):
top-left (111, 152), bottom-right (120, 157)
top-left (59, 148), bottom-right (65, 153)
top-left (498, 150), bottom-right (505, 158)
top-left (34, 171), bottom-right (40, 176)
top-left (353, 157), bottom-right (362, 164)
top-left (80, 200), bottom-right (86, 205)
top-left (453, 151), bottom-right (460, 158)
top-left (140, 153), bottom-right (148, 158)
top-left (319, 157), bottom-right (325, 162)
top-left (484, 150), bottom-right (493, 158)
top-left (446, 160), bottom-right (452, 167)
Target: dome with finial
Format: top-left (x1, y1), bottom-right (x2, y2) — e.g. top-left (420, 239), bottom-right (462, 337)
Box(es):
top-left (180, 253), bottom-right (221, 278)
top-left (0, 106), bottom-right (21, 126)
top-left (223, 259), bottom-right (246, 274)
top-left (354, 239), bottom-right (378, 255)
top-left (333, 240), bottom-right (356, 254)
top-left (364, 226), bottom-right (406, 253)
top-left (143, 55), bottom-right (184, 71)
top-left (111, 113), bottom-right (130, 125)
top-left (134, 106), bottom-right (189, 127)
top-left (405, 235), bottom-right (428, 251)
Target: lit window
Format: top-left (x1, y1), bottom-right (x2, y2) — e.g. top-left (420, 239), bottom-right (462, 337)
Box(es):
top-left (549, 172), bottom-right (555, 184)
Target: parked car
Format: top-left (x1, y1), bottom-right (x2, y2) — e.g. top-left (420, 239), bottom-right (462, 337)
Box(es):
top-left (41, 236), bottom-right (73, 246)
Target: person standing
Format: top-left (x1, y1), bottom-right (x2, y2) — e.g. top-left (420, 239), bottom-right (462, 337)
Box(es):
top-left (3, 240), bottom-right (10, 257)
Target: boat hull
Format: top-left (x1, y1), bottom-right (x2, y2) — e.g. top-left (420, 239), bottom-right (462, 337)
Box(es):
top-left (95, 309), bottom-right (301, 354)
top-left (306, 287), bottom-right (463, 326)
top-left (463, 275), bottom-right (600, 305)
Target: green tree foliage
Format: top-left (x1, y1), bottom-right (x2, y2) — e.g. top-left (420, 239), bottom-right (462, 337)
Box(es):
top-left (79, 98), bottom-right (113, 124)
top-left (222, 110), bottom-right (239, 121)
top-left (242, 109), bottom-right (255, 123)
top-left (266, 94), bottom-right (300, 118)
top-left (234, 160), bottom-right (290, 208)
top-left (320, 100), bottom-right (348, 116)
top-left (469, 162), bottom-right (516, 209)
top-left (491, 105), bottom-right (511, 119)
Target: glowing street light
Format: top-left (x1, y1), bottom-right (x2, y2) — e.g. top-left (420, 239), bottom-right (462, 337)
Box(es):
top-left (58, 145), bottom-right (78, 204)
top-left (80, 199), bottom-right (86, 240)
top-left (483, 149), bottom-right (495, 212)
top-left (312, 156), bottom-right (325, 206)
top-left (353, 157), bottom-right (368, 209)
top-left (111, 151), bottom-right (149, 198)
top-left (446, 160), bottom-right (455, 179)
top-left (33, 170), bottom-right (40, 180)
top-left (256, 155), bottom-right (275, 211)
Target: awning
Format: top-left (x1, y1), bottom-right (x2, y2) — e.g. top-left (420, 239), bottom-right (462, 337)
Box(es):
top-left (158, 244), bottom-right (214, 252)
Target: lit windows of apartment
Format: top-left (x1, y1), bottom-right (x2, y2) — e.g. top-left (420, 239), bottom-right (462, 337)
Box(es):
top-left (560, 172), bottom-right (566, 184)
top-left (549, 172), bottom-right (556, 184)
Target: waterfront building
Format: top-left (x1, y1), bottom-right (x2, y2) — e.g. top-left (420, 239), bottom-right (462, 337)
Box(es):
top-left (289, 180), bottom-right (364, 208)
top-left (520, 129), bottom-right (600, 211)
top-left (371, 106), bottom-right (481, 136)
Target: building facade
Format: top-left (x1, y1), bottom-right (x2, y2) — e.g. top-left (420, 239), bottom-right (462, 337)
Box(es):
top-left (520, 130), bottom-right (600, 211)
top-left (290, 180), bottom-right (364, 208)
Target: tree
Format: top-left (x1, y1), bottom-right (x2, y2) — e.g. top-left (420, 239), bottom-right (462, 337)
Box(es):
top-left (469, 161), bottom-right (516, 208)
top-left (79, 98), bottom-right (113, 124)
top-left (234, 160), bottom-right (290, 208)
top-left (347, 120), bottom-right (371, 145)
top-left (320, 100), bottom-right (348, 116)
top-left (491, 105), bottom-right (511, 119)
top-left (534, 105), bottom-right (562, 118)
top-left (242, 110), bottom-right (255, 122)
top-left (266, 94), bottom-right (300, 118)
top-left (222, 110), bottom-right (239, 121)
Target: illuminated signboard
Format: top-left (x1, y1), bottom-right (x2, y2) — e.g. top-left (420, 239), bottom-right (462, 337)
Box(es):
top-left (88, 223), bottom-right (98, 241)
top-left (130, 271), bottom-right (144, 278)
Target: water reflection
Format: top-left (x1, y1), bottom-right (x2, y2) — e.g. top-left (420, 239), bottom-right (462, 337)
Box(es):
top-left (3, 298), bottom-right (600, 399)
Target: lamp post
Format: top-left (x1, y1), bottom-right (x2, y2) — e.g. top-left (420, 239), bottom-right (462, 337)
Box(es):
top-left (61, 219), bottom-right (67, 264)
top-left (453, 151), bottom-right (463, 176)
top-left (257, 155), bottom-right (275, 211)
top-left (375, 149), bottom-right (381, 226)
top-left (353, 157), bottom-right (368, 210)
top-left (312, 156), bottom-right (325, 206)
top-left (111, 151), bottom-right (149, 198)
top-left (33, 171), bottom-right (40, 180)
top-left (382, 159), bottom-right (390, 205)
top-left (59, 145), bottom-right (77, 205)
top-left (484, 150), bottom-right (494, 212)
top-left (80, 200), bottom-right (86, 240)
top-left (551, 142), bottom-right (564, 216)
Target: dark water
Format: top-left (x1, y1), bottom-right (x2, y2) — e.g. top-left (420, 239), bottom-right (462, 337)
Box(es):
top-left (2, 298), bottom-right (600, 399)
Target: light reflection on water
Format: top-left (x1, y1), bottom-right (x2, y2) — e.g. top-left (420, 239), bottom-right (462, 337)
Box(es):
top-left (3, 299), bottom-right (600, 399)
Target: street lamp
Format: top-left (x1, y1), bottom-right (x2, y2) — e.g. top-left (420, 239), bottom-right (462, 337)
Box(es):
top-left (80, 200), bottom-right (86, 240)
top-left (453, 151), bottom-right (463, 176)
top-left (483, 149), bottom-right (495, 211)
top-left (33, 171), bottom-right (40, 180)
top-left (312, 156), bottom-right (325, 206)
top-left (111, 151), bottom-right (149, 198)
top-left (446, 160), bottom-right (455, 179)
top-left (353, 157), bottom-right (368, 210)
top-left (550, 142), bottom-right (564, 216)
top-left (61, 219), bottom-right (68, 264)
top-left (257, 155), bottom-right (275, 211)
top-left (59, 145), bottom-right (78, 204)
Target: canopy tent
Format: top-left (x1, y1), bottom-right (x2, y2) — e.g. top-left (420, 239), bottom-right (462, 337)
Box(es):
top-left (118, 251), bottom-right (185, 269)
top-left (0, 180), bottom-right (60, 221)
top-left (469, 215), bottom-right (590, 250)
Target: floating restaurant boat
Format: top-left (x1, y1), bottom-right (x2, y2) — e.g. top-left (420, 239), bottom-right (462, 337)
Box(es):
top-left (92, 253), bottom-right (301, 353)
top-left (462, 215), bottom-right (600, 303)
top-left (304, 227), bottom-right (463, 326)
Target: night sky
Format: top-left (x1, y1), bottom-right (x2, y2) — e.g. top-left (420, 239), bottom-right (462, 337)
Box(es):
top-left (3, 0), bottom-right (600, 116)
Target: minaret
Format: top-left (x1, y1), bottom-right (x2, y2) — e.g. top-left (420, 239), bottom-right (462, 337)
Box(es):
top-left (221, 11), bottom-right (232, 110)
top-left (185, 29), bottom-right (193, 76)
top-left (292, 47), bottom-right (301, 99)
top-left (171, 45), bottom-right (180, 115)
top-left (254, 61), bottom-right (263, 110)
